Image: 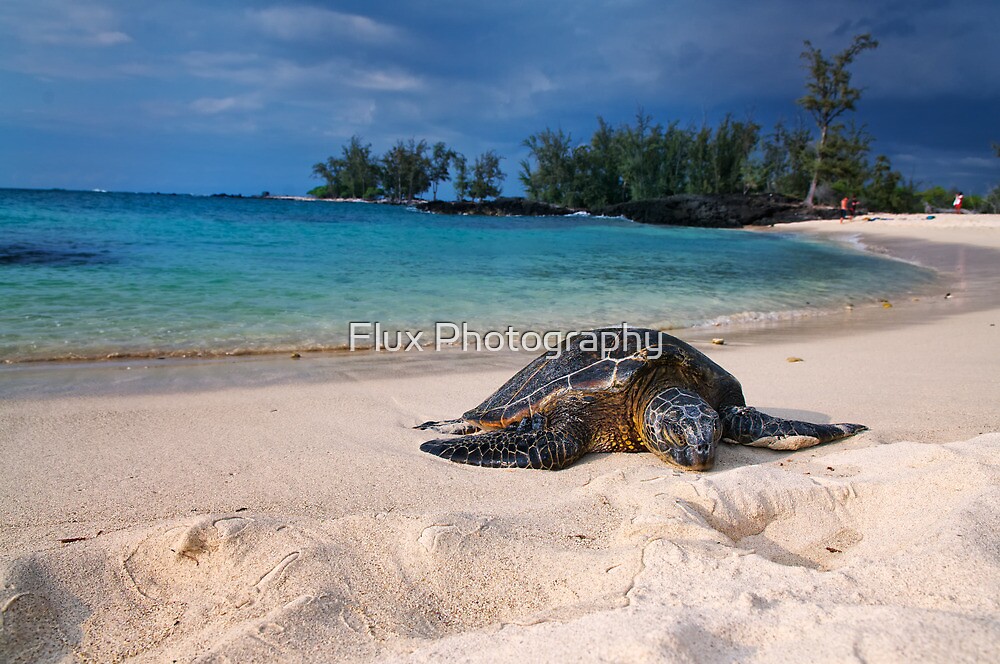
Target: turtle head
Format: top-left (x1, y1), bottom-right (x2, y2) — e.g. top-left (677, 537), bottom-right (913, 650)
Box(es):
top-left (641, 387), bottom-right (721, 471)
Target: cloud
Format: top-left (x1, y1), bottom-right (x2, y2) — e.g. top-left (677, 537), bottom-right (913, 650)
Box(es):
top-left (190, 95), bottom-right (262, 115)
top-left (4, 1), bottom-right (133, 47)
top-left (178, 50), bottom-right (422, 94)
top-left (350, 69), bottom-right (422, 91)
top-left (1, 0), bottom-right (996, 195)
top-left (246, 6), bottom-right (399, 43)
top-left (35, 29), bottom-right (133, 46)
top-left (89, 30), bottom-right (132, 46)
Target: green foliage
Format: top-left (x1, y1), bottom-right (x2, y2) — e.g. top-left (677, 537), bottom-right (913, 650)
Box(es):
top-left (821, 121), bottom-right (872, 197)
top-left (308, 35), bottom-right (990, 215)
top-left (310, 135), bottom-right (380, 199)
top-left (685, 124), bottom-right (714, 196)
top-left (617, 111), bottom-right (666, 200)
top-left (340, 136), bottom-right (379, 199)
top-left (520, 127), bottom-right (577, 204)
top-left (312, 137), bottom-right (477, 202)
top-left (982, 186), bottom-right (1000, 214)
top-left (797, 33), bottom-right (879, 205)
top-left (863, 155), bottom-right (919, 212)
top-left (452, 154), bottom-right (470, 201)
top-left (964, 194), bottom-right (986, 211)
top-left (760, 119), bottom-right (814, 198)
top-left (797, 34), bottom-right (879, 128)
top-left (429, 142), bottom-right (456, 201)
top-left (709, 114), bottom-right (760, 194)
top-left (381, 139), bottom-right (432, 202)
top-left (519, 112), bottom-right (761, 208)
top-left (470, 150), bottom-right (505, 201)
top-left (920, 185), bottom-right (952, 210)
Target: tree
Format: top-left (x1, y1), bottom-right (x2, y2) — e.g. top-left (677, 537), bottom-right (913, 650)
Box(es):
top-left (797, 33), bottom-right (879, 206)
top-left (760, 119), bottom-right (815, 197)
top-left (310, 135), bottom-right (379, 199)
top-left (520, 128), bottom-right (576, 205)
top-left (340, 136), bottom-right (378, 199)
top-left (380, 139), bottom-right (431, 202)
top-left (920, 185), bottom-right (952, 210)
top-left (710, 113), bottom-right (760, 194)
top-left (988, 142), bottom-right (1000, 213)
top-left (616, 110), bottom-right (665, 201)
top-left (865, 154), bottom-right (918, 212)
top-left (470, 151), bottom-right (505, 202)
top-left (983, 186), bottom-right (1000, 214)
top-left (821, 121), bottom-right (873, 200)
top-left (452, 154), bottom-right (470, 201)
top-left (658, 122), bottom-right (690, 196)
top-left (581, 116), bottom-right (626, 206)
top-left (686, 124), bottom-right (714, 195)
top-left (429, 142), bottom-right (456, 201)
top-left (310, 159), bottom-right (339, 198)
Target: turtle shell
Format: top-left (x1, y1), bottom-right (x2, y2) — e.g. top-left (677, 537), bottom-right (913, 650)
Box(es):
top-left (463, 327), bottom-right (739, 428)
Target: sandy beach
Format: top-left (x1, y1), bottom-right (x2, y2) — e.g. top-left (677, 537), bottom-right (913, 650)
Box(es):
top-left (2, 214), bottom-right (999, 662)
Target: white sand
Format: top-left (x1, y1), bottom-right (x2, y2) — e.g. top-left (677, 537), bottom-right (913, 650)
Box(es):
top-left (1, 214), bottom-right (999, 662)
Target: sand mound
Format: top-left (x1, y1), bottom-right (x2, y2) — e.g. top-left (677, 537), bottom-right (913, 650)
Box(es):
top-left (3, 435), bottom-right (997, 662)
top-left (401, 434), bottom-right (1000, 663)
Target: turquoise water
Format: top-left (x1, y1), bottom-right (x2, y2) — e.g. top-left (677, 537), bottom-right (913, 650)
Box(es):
top-left (0, 188), bottom-right (937, 362)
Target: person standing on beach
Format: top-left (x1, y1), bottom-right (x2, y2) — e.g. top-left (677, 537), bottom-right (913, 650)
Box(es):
top-left (840, 196), bottom-right (849, 223)
top-left (850, 196), bottom-right (859, 220)
top-left (954, 192), bottom-right (964, 213)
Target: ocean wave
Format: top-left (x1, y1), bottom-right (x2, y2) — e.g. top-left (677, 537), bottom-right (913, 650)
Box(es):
top-left (691, 307), bottom-right (837, 329)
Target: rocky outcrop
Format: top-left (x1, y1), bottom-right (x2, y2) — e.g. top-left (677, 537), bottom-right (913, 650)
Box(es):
top-left (416, 195), bottom-right (839, 227)
top-left (594, 194), bottom-right (840, 227)
top-left (414, 198), bottom-right (576, 217)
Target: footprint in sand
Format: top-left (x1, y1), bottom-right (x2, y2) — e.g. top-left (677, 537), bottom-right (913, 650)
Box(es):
top-left (124, 514), bottom-right (303, 608)
top-left (0, 563), bottom-right (74, 664)
top-left (675, 474), bottom-right (866, 570)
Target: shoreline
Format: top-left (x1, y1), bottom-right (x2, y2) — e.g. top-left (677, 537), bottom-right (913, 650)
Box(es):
top-left (2, 214), bottom-right (994, 399)
top-left (2, 214), bottom-right (999, 662)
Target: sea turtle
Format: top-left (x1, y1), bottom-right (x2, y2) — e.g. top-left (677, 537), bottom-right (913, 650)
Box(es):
top-left (417, 326), bottom-right (866, 471)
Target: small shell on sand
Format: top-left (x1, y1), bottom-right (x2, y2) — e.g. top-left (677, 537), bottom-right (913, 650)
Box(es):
top-left (787, 357), bottom-right (804, 363)
top-left (711, 338), bottom-right (725, 345)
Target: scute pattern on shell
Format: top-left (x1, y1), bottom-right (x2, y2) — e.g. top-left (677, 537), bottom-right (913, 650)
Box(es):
top-left (463, 327), bottom-right (692, 428)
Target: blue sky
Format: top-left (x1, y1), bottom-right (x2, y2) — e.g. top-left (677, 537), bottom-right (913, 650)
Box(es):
top-left (1, 0), bottom-right (998, 197)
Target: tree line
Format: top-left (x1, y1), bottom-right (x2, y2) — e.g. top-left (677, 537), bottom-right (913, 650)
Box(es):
top-left (519, 33), bottom-right (998, 213)
top-left (311, 138), bottom-right (504, 203)
top-left (310, 33), bottom-right (999, 213)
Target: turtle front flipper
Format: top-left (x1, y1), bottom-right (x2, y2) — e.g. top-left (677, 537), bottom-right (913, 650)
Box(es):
top-left (414, 418), bottom-right (480, 435)
top-left (720, 405), bottom-right (867, 451)
top-left (420, 408), bottom-right (588, 470)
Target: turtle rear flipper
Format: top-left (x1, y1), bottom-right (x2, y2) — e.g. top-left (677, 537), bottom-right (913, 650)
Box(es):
top-left (721, 405), bottom-right (867, 451)
top-left (421, 411), bottom-right (587, 470)
top-left (414, 418), bottom-right (480, 435)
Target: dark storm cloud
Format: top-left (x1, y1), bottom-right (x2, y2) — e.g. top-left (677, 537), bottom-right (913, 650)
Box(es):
top-left (0, 0), bottom-right (997, 194)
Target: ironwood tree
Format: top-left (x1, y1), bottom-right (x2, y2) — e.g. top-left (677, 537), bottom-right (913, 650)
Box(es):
top-left (797, 33), bottom-right (879, 206)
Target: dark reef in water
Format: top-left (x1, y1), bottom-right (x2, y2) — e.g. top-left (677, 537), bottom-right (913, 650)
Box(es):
top-left (415, 195), bottom-right (840, 228)
top-left (0, 243), bottom-right (114, 267)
